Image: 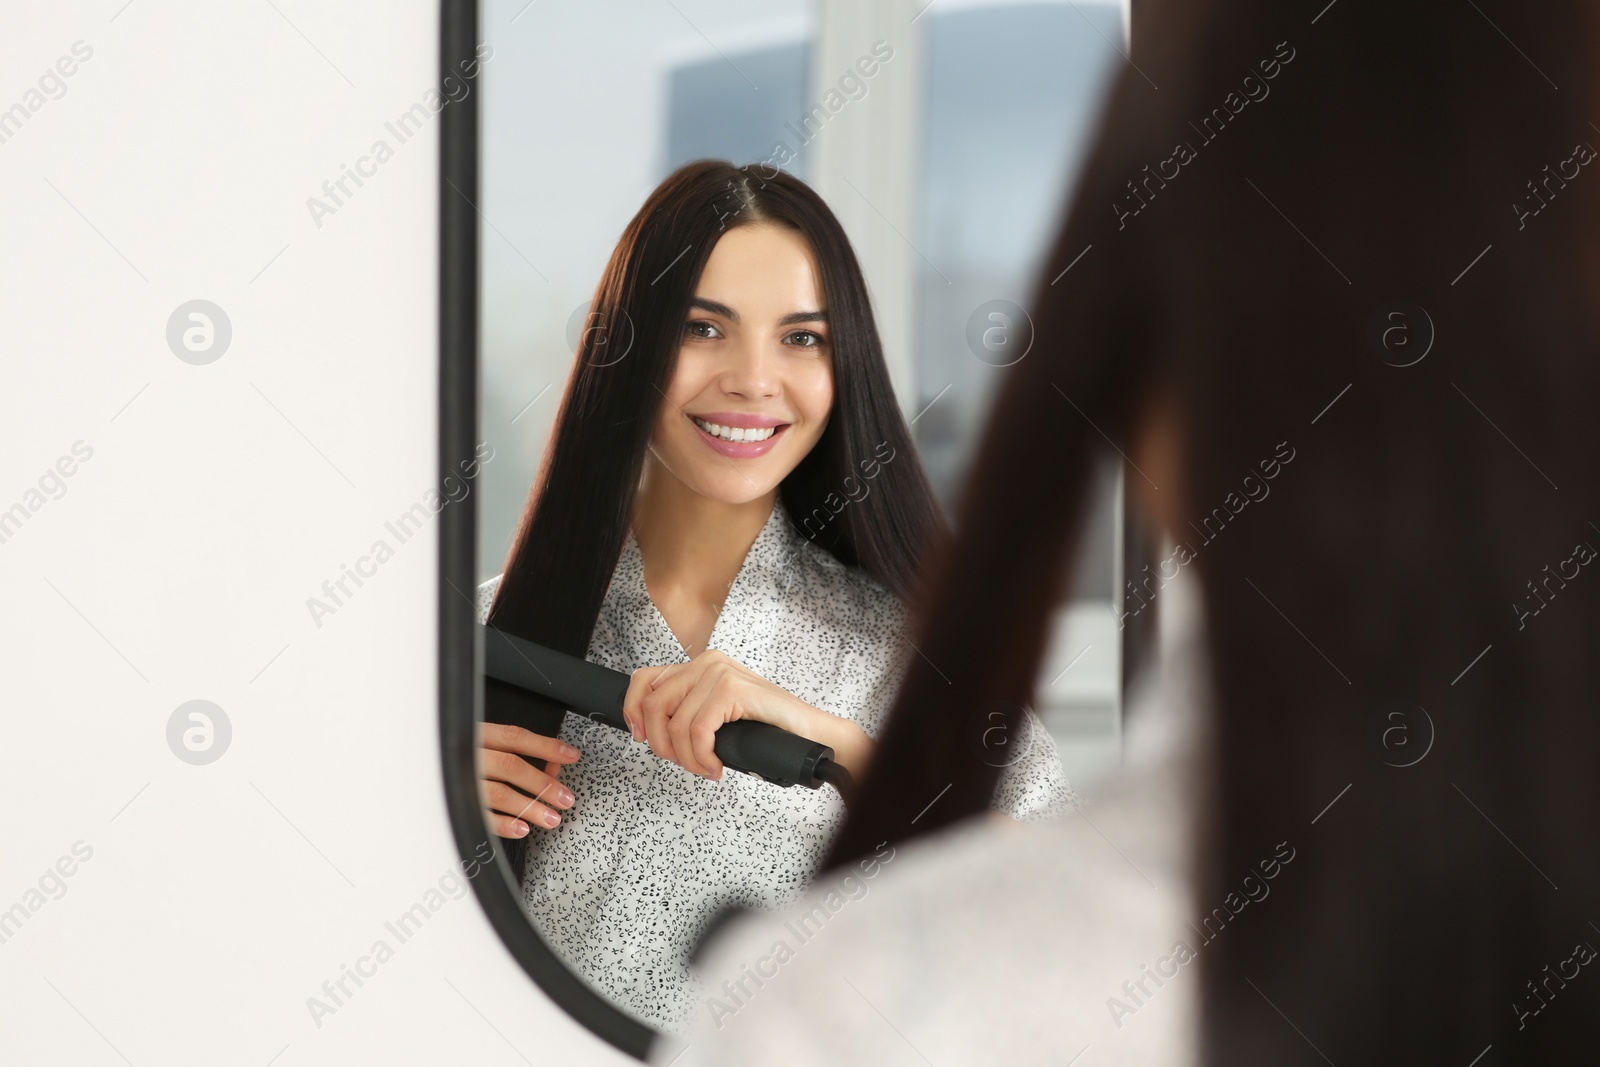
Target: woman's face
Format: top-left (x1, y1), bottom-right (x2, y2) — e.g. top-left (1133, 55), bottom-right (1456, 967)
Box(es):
top-left (648, 222), bottom-right (834, 505)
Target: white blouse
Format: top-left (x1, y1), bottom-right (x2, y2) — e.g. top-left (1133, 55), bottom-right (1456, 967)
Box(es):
top-left (477, 498), bottom-right (1076, 1034)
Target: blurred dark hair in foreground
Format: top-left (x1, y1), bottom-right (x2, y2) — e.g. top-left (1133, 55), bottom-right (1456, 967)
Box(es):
top-left (829, 0), bottom-right (1600, 1060)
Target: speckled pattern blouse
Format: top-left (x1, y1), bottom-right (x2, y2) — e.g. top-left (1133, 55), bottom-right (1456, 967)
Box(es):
top-left (477, 499), bottom-right (1075, 1034)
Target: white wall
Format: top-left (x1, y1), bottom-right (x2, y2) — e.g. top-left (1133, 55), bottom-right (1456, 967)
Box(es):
top-left (0, 3), bottom-right (625, 1063)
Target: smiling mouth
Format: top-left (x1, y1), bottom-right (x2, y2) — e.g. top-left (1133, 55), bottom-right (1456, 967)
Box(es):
top-left (691, 416), bottom-right (786, 443)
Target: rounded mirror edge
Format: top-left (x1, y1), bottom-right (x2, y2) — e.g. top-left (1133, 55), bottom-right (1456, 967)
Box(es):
top-left (437, 648), bottom-right (658, 1060)
top-left (438, 0), bottom-right (660, 1057)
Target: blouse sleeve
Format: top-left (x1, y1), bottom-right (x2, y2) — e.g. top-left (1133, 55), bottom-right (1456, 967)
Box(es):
top-left (993, 712), bottom-right (1078, 821)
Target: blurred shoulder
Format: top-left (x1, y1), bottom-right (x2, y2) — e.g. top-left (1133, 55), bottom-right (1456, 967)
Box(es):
top-left (668, 751), bottom-right (1197, 1066)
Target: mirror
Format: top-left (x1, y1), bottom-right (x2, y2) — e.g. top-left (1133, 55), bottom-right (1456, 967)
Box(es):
top-left (440, 0), bottom-right (1134, 1057)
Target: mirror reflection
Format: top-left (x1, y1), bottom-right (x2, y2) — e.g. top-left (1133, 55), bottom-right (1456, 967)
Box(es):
top-left (469, 0), bottom-right (1128, 1040)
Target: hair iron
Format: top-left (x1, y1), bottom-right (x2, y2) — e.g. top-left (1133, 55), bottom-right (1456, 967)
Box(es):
top-left (481, 624), bottom-right (856, 796)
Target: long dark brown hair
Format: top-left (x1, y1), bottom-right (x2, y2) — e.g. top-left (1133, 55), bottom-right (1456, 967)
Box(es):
top-left (827, 0), bottom-right (1600, 1059)
top-left (489, 160), bottom-right (941, 692)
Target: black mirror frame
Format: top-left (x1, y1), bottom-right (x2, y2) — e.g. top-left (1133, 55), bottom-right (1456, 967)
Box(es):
top-left (437, 0), bottom-right (658, 1058)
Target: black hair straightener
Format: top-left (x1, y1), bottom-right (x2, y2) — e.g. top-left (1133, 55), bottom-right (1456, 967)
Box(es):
top-left (481, 624), bottom-right (855, 796)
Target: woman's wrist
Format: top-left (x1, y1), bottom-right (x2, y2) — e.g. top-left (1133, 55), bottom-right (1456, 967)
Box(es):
top-left (793, 703), bottom-right (874, 779)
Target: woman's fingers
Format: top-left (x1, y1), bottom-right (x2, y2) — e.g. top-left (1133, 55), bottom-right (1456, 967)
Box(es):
top-left (691, 712), bottom-right (724, 780)
top-left (485, 810), bottom-right (531, 838)
top-left (638, 672), bottom-right (683, 766)
top-left (668, 669), bottom-right (727, 779)
top-left (622, 666), bottom-right (653, 741)
top-left (480, 778), bottom-right (565, 834)
top-left (478, 721), bottom-right (581, 765)
top-left (631, 653), bottom-right (755, 779)
top-left (625, 663), bottom-right (683, 742)
top-left (476, 724), bottom-right (578, 835)
top-left (481, 747), bottom-right (573, 802)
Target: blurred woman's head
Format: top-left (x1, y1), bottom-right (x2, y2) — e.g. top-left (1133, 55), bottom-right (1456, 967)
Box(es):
top-left (831, 0), bottom-right (1600, 1060)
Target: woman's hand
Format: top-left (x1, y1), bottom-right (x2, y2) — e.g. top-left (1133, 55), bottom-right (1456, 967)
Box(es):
top-left (477, 722), bottom-right (582, 838)
top-left (622, 649), bottom-right (873, 782)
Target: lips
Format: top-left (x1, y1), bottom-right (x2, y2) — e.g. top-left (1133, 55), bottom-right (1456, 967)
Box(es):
top-left (687, 413), bottom-right (790, 458)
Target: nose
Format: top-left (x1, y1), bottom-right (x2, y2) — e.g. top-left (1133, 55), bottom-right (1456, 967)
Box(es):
top-left (718, 336), bottom-right (780, 400)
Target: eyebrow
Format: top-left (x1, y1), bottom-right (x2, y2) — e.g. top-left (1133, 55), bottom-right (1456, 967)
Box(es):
top-left (688, 298), bottom-right (828, 328)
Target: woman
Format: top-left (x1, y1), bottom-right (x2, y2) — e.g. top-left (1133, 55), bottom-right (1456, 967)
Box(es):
top-left (671, 0), bottom-right (1600, 1062)
top-left (477, 160), bottom-right (1075, 1034)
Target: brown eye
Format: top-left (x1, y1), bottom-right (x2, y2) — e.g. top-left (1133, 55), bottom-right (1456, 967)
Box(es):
top-left (786, 330), bottom-right (825, 348)
top-left (685, 320), bottom-right (722, 340)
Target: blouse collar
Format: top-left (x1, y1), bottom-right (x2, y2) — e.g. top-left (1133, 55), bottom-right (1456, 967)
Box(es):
top-left (607, 498), bottom-right (809, 664)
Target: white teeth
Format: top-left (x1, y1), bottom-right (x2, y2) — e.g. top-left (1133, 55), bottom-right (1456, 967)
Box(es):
top-left (693, 417), bottom-right (777, 443)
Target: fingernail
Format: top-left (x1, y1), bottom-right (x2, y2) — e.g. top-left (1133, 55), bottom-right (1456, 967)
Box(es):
top-left (542, 809), bottom-right (561, 827)
top-left (513, 820), bottom-right (529, 836)
top-left (630, 722), bottom-right (642, 742)
top-left (557, 787), bottom-right (574, 806)
top-left (561, 743), bottom-right (580, 759)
